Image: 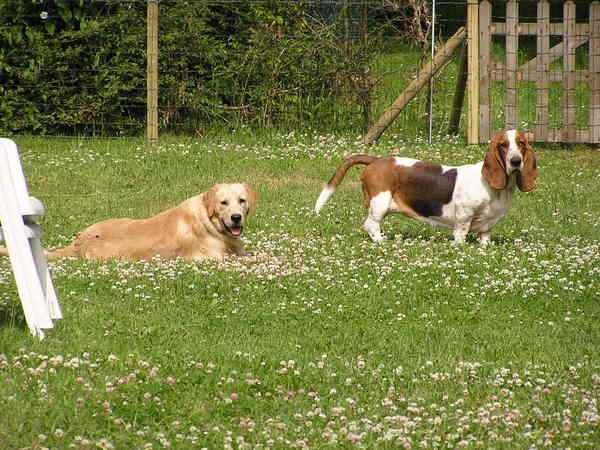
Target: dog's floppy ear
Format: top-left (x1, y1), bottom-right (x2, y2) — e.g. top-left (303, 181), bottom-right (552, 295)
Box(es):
top-left (244, 184), bottom-right (258, 216)
top-left (482, 135), bottom-right (507, 190)
top-left (517, 137), bottom-right (538, 192)
top-left (203, 186), bottom-right (217, 217)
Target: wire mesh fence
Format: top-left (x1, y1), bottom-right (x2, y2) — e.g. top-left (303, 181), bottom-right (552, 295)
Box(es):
top-left (1, 1), bottom-right (598, 143)
top-left (0, 0), bottom-right (468, 141)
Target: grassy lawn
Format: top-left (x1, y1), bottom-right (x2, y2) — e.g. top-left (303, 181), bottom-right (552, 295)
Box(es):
top-left (1, 133), bottom-right (599, 448)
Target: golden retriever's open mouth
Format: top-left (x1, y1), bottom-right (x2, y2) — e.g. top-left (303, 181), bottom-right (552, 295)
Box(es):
top-left (225, 225), bottom-right (243, 238)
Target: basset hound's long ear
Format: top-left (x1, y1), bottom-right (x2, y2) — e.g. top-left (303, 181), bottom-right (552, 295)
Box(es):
top-left (517, 134), bottom-right (538, 192)
top-left (244, 184), bottom-right (258, 216)
top-left (203, 186), bottom-right (217, 217)
top-left (482, 135), bottom-right (507, 190)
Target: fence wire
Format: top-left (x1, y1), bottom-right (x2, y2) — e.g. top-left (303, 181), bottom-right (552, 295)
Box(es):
top-left (1, 1), bottom-right (597, 143)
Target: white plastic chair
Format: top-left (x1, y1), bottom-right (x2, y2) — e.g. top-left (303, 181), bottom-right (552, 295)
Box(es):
top-left (0, 138), bottom-right (62, 339)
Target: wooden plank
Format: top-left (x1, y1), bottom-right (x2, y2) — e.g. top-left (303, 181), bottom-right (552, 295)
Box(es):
top-left (491, 69), bottom-right (589, 83)
top-left (505, 1), bottom-right (519, 130)
top-left (563, 1), bottom-right (576, 142)
top-left (536, 0), bottom-right (550, 141)
top-left (467, 2), bottom-right (480, 144)
top-left (479, 0), bottom-right (492, 142)
top-left (147, 0), bottom-right (159, 147)
top-left (518, 36), bottom-right (588, 74)
top-left (500, 129), bottom-right (591, 143)
top-left (362, 27), bottom-right (467, 144)
top-left (492, 22), bottom-right (588, 36)
top-left (590, 2), bottom-right (600, 142)
top-left (447, 43), bottom-right (468, 135)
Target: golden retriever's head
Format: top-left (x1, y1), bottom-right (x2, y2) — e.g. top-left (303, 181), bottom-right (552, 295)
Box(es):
top-left (203, 183), bottom-right (258, 238)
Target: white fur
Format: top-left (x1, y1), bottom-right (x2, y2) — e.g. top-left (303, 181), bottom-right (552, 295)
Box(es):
top-left (393, 157), bottom-right (419, 167)
top-left (505, 129), bottom-right (523, 174)
top-left (364, 191), bottom-right (392, 241)
top-left (376, 161), bottom-right (517, 245)
top-left (314, 186), bottom-right (335, 215)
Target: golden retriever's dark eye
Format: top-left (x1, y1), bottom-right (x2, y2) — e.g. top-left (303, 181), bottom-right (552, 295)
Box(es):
top-left (220, 200), bottom-right (228, 206)
top-left (239, 198), bottom-right (246, 204)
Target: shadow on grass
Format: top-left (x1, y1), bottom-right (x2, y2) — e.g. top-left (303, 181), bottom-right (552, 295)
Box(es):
top-left (0, 303), bottom-right (26, 330)
top-left (387, 231), bottom-right (526, 246)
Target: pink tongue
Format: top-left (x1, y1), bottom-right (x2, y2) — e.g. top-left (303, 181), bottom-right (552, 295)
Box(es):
top-left (231, 228), bottom-right (242, 236)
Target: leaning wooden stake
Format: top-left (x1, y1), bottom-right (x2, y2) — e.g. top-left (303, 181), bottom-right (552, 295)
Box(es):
top-left (362, 26), bottom-right (466, 145)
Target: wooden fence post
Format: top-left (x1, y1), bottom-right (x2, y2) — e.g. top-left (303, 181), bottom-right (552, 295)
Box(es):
top-left (505, 1), bottom-right (519, 131)
top-left (467, 1), bottom-right (480, 144)
top-left (536, 0), bottom-right (550, 142)
top-left (563, 1), bottom-right (576, 142)
top-left (447, 42), bottom-right (468, 135)
top-left (147, 0), bottom-right (159, 146)
top-left (478, 0), bottom-right (491, 143)
top-left (590, 1), bottom-right (600, 143)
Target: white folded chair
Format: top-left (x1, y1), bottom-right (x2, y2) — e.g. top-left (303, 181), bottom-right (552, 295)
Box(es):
top-left (0, 138), bottom-right (62, 339)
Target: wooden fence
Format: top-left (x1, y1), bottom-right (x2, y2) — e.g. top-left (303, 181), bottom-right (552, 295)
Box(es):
top-left (468, 0), bottom-right (600, 144)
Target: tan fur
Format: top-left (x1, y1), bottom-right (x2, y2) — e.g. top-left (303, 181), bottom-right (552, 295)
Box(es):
top-left (0, 183), bottom-right (258, 261)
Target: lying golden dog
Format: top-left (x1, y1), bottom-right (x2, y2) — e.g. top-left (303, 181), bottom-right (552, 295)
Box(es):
top-left (1, 183), bottom-right (257, 261)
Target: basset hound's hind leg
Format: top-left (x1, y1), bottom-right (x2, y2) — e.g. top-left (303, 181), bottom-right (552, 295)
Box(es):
top-left (364, 191), bottom-right (391, 242)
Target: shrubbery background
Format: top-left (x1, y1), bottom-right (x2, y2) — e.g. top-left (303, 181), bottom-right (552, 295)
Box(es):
top-left (0, 0), bottom-right (407, 136)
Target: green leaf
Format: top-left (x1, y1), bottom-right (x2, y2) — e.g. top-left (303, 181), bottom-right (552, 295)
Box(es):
top-left (44, 22), bottom-right (56, 35)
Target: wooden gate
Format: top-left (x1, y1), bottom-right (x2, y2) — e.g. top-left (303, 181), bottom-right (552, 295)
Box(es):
top-left (469, 0), bottom-right (600, 144)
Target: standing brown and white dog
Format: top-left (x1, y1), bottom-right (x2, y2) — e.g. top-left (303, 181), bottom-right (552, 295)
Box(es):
top-left (0, 183), bottom-right (258, 261)
top-left (314, 130), bottom-right (537, 244)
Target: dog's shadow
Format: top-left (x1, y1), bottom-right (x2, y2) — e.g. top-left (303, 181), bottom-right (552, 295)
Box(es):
top-left (386, 231), bottom-right (520, 246)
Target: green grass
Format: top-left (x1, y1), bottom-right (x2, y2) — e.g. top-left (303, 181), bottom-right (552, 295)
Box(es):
top-left (1, 133), bottom-right (599, 448)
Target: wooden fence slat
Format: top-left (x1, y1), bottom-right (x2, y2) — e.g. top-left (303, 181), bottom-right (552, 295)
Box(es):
top-left (591, 2), bottom-right (600, 142)
top-left (536, 0), bottom-right (550, 141)
top-left (492, 22), bottom-right (588, 37)
top-left (519, 36), bottom-right (588, 76)
top-left (478, 0), bottom-right (492, 143)
top-left (563, 1), bottom-right (576, 142)
top-left (491, 70), bottom-right (588, 83)
top-left (505, 1), bottom-right (519, 130)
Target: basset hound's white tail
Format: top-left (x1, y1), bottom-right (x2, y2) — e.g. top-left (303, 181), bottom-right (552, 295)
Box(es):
top-left (314, 154), bottom-right (379, 215)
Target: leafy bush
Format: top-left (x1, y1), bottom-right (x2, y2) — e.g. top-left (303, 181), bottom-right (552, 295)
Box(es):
top-left (0, 0), bottom-right (397, 136)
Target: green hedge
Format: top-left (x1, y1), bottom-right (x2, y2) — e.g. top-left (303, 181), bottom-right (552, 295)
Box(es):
top-left (0, 0), bottom-right (394, 136)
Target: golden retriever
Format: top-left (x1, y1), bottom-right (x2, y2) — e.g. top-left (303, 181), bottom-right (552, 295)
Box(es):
top-left (0, 183), bottom-right (258, 261)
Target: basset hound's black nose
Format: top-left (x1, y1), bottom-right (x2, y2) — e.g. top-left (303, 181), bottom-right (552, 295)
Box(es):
top-left (510, 156), bottom-right (522, 167)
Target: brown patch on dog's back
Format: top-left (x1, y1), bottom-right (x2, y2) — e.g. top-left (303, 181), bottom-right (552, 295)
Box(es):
top-left (399, 162), bottom-right (457, 217)
top-left (361, 158), bottom-right (457, 218)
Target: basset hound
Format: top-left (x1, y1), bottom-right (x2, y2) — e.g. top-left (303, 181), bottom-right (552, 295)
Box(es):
top-left (314, 130), bottom-right (537, 245)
